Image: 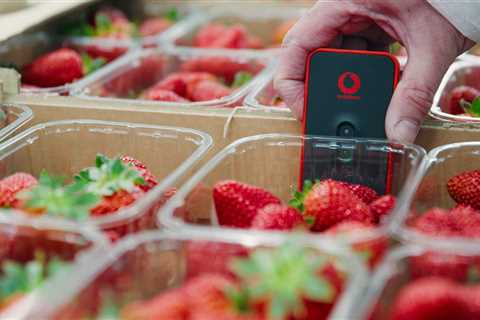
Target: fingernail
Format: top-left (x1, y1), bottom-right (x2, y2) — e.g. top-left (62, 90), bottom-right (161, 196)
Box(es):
top-left (393, 119), bottom-right (420, 143)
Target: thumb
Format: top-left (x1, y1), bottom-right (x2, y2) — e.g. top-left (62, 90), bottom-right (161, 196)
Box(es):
top-left (385, 48), bottom-right (452, 143)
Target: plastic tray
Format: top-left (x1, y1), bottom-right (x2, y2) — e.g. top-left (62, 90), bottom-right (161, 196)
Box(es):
top-left (0, 212), bottom-right (107, 317)
top-left (72, 47), bottom-right (272, 108)
top-left (0, 104), bottom-right (32, 142)
top-left (244, 68), bottom-right (290, 111)
top-left (0, 32), bottom-right (130, 95)
top-left (430, 60), bottom-right (480, 123)
top-left (4, 230), bottom-right (368, 319)
top-left (158, 134), bottom-right (425, 253)
top-left (391, 141), bottom-right (480, 251)
top-left (170, 6), bottom-right (305, 52)
top-left (353, 245), bottom-right (480, 319)
top-left (0, 119), bottom-right (212, 239)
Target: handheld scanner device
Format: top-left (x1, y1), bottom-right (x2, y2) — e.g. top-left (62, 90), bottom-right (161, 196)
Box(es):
top-left (300, 48), bottom-right (400, 193)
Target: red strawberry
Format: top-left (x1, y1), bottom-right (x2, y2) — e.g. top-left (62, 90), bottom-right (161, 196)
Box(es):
top-left (120, 156), bottom-right (158, 192)
top-left (189, 80), bottom-right (233, 102)
top-left (410, 252), bottom-right (474, 282)
top-left (450, 205), bottom-right (480, 237)
top-left (82, 45), bottom-right (127, 62)
top-left (251, 204), bottom-right (305, 231)
top-left (150, 72), bottom-right (216, 99)
top-left (184, 274), bottom-right (243, 318)
top-left (369, 194), bottom-right (396, 223)
top-left (139, 18), bottom-right (172, 37)
top-left (0, 173), bottom-right (38, 208)
top-left (185, 241), bottom-right (248, 279)
top-left (121, 288), bottom-right (187, 320)
top-left (291, 180), bottom-right (374, 232)
top-left (325, 221), bottom-right (387, 268)
top-left (389, 277), bottom-right (471, 320)
top-left (141, 88), bottom-right (189, 102)
top-left (213, 180), bottom-right (281, 228)
top-left (447, 86), bottom-right (480, 115)
top-left (90, 189), bottom-right (141, 216)
top-left (194, 24), bottom-right (248, 49)
top-left (447, 170), bottom-right (480, 210)
top-left (22, 48), bottom-right (84, 87)
top-left (181, 56), bottom-right (259, 84)
top-left (411, 207), bottom-right (454, 236)
top-left (340, 182), bottom-right (379, 204)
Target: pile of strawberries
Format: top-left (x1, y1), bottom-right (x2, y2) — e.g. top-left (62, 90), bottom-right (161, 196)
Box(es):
top-left (445, 85), bottom-right (480, 117)
top-left (191, 19), bottom-right (296, 49)
top-left (0, 154), bottom-right (172, 240)
top-left (212, 179), bottom-right (396, 266)
top-left (108, 55), bottom-right (261, 103)
top-left (116, 242), bottom-right (344, 320)
top-left (409, 169), bottom-right (480, 238)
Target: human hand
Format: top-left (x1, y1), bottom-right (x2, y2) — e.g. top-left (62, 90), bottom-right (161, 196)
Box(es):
top-left (274, 0), bottom-right (474, 143)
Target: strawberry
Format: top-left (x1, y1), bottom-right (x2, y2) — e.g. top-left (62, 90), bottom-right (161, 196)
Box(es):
top-left (448, 170), bottom-right (480, 209)
top-left (290, 180), bottom-right (374, 232)
top-left (120, 156), bottom-right (158, 192)
top-left (18, 171), bottom-right (99, 220)
top-left (189, 80), bottom-right (233, 102)
top-left (389, 277), bottom-right (472, 320)
top-left (231, 241), bottom-right (338, 320)
top-left (0, 173), bottom-right (37, 208)
top-left (185, 241), bottom-right (249, 279)
top-left (75, 154), bottom-right (146, 216)
top-left (121, 288), bottom-right (187, 320)
top-left (141, 88), bottom-right (189, 102)
top-left (447, 86), bottom-right (480, 115)
top-left (340, 182), bottom-right (379, 204)
top-left (325, 221), bottom-right (388, 268)
top-left (251, 204), bottom-right (305, 231)
top-left (139, 18), bottom-right (172, 37)
top-left (149, 72), bottom-right (216, 99)
top-left (369, 194), bottom-right (396, 223)
top-left (212, 180), bottom-right (281, 228)
top-left (181, 56), bottom-right (258, 84)
top-left (22, 48), bottom-right (84, 87)
top-left (410, 252), bottom-right (474, 282)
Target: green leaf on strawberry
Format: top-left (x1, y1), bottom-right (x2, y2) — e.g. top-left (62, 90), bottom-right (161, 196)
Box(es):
top-left (95, 14), bottom-right (113, 35)
top-left (289, 180), bottom-right (314, 212)
top-left (0, 251), bottom-right (68, 302)
top-left (81, 53), bottom-right (106, 75)
top-left (230, 241), bottom-right (334, 319)
top-left (460, 97), bottom-right (480, 117)
top-left (76, 154), bottom-right (145, 197)
top-left (231, 72), bottom-right (253, 88)
top-left (164, 8), bottom-right (181, 22)
top-left (18, 170), bottom-right (100, 220)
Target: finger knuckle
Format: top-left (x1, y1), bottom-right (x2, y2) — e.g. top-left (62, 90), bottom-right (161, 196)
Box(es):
top-left (400, 79), bottom-right (435, 115)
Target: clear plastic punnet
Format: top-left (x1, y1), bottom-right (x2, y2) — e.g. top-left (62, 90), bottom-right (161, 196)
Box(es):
top-left (430, 60), bottom-right (480, 123)
top-left (170, 6), bottom-right (306, 52)
top-left (353, 245), bottom-right (480, 319)
top-left (0, 104), bottom-right (33, 142)
top-left (0, 119), bottom-right (212, 240)
top-left (0, 32), bottom-right (131, 95)
top-left (72, 47), bottom-right (272, 108)
top-left (3, 230), bottom-right (368, 319)
top-left (244, 70), bottom-right (289, 111)
top-left (158, 134), bottom-right (426, 267)
top-left (0, 212), bottom-right (107, 317)
top-left (391, 141), bottom-right (480, 251)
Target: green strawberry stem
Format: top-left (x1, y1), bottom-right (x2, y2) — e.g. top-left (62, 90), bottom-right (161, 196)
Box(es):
top-left (289, 180), bottom-right (314, 212)
top-left (231, 72), bottom-right (253, 88)
top-left (81, 54), bottom-right (106, 75)
top-left (230, 241), bottom-right (334, 319)
top-left (0, 251), bottom-right (68, 301)
top-left (164, 8), bottom-right (181, 22)
top-left (460, 97), bottom-right (480, 117)
top-left (18, 170), bottom-right (100, 221)
top-left (75, 154), bottom-right (145, 196)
